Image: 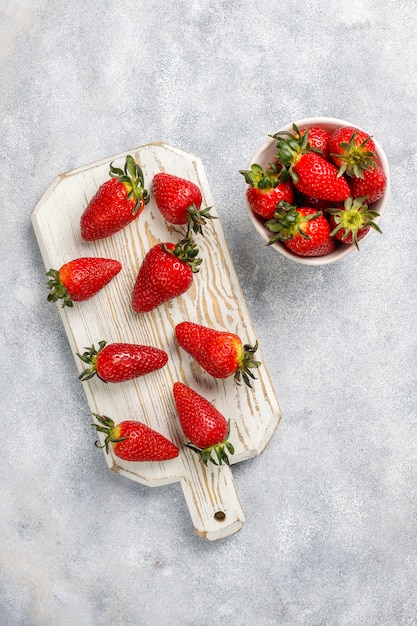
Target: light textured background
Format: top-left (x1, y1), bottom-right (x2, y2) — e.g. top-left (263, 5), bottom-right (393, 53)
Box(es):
top-left (1, 1), bottom-right (416, 624)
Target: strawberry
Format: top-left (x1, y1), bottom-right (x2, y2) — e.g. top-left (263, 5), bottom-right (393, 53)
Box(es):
top-left (273, 128), bottom-right (351, 202)
top-left (175, 321), bottom-right (261, 387)
top-left (173, 382), bottom-right (234, 465)
top-left (92, 413), bottom-right (179, 462)
top-left (265, 202), bottom-right (336, 257)
top-left (46, 257), bottom-right (121, 307)
top-left (295, 125), bottom-right (332, 159)
top-left (132, 238), bottom-right (202, 313)
top-left (349, 164), bottom-right (387, 203)
top-left (329, 126), bottom-right (377, 177)
top-left (240, 162), bottom-right (295, 220)
top-left (153, 172), bottom-right (215, 236)
top-left (80, 155), bottom-right (149, 241)
top-left (328, 196), bottom-right (382, 249)
top-left (77, 340), bottom-right (168, 382)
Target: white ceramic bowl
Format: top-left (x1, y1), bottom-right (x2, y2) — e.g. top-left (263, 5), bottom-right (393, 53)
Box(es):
top-left (245, 117), bottom-right (391, 266)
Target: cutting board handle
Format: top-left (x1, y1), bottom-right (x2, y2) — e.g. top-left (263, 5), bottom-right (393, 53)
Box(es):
top-left (180, 454), bottom-right (245, 541)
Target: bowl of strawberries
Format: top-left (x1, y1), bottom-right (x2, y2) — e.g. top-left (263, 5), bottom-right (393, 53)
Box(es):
top-left (241, 117), bottom-right (390, 265)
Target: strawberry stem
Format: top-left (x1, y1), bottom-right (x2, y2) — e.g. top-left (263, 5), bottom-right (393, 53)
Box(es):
top-left (109, 155), bottom-right (150, 215)
top-left (331, 133), bottom-right (377, 178)
top-left (239, 162), bottom-right (289, 189)
top-left (270, 125), bottom-right (323, 184)
top-left (235, 341), bottom-right (261, 387)
top-left (328, 196), bottom-right (381, 249)
top-left (265, 201), bottom-right (322, 245)
top-left (187, 204), bottom-right (217, 237)
top-left (46, 268), bottom-right (73, 308)
top-left (91, 413), bottom-right (128, 453)
top-left (162, 238), bottom-right (202, 273)
top-left (185, 421), bottom-right (234, 466)
top-left (77, 340), bottom-right (107, 381)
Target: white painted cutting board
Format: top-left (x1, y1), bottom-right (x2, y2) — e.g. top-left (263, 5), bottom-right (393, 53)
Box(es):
top-left (31, 143), bottom-right (282, 540)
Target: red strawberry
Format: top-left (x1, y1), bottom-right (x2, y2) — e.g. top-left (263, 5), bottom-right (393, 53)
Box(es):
top-left (131, 238), bottom-right (201, 313)
top-left (175, 321), bottom-right (261, 387)
top-left (46, 257), bottom-right (121, 307)
top-left (329, 126), bottom-right (377, 177)
top-left (296, 126), bottom-right (332, 159)
top-left (153, 172), bottom-right (215, 235)
top-left (240, 162), bottom-right (295, 220)
top-left (349, 165), bottom-right (387, 203)
top-left (92, 414), bottom-right (179, 462)
top-left (273, 128), bottom-right (351, 202)
top-left (80, 155), bottom-right (149, 241)
top-left (77, 340), bottom-right (168, 382)
top-left (328, 196), bottom-right (382, 249)
top-left (173, 382), bottom-right (234, 465)
top-left (265, 202), bottom-right (336, 257)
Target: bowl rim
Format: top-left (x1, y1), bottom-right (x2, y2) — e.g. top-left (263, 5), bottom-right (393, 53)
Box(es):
top-left (245, 117), bottom-right (391, 266)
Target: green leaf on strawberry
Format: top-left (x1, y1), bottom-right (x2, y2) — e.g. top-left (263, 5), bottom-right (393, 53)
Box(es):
top-left (328, 127), bottom-right (377, 178)
top-left (109, 155), bottom-right (150, 215)
top-left (162, 238), bottom-right (202, 273)
top-left (327, 196), bottom-right (382, 249)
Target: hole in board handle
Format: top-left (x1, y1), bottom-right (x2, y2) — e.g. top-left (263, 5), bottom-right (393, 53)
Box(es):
top-left (214, 511), bottom-right (226, 522)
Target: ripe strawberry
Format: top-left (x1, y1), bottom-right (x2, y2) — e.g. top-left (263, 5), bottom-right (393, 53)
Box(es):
top-left (349, 164), bottom-right (387, 203)
top-left (175, 321), bottom-right (261, 387)
top-left (46, 257), bottom-right (121, 307)
top-left (77, 340), bottom-right (168, 382)
top-left (265, 202), bottom-right (336, 257)
top-left (329, 126), bottom-right (377, 177)
top-left (92, 413), bottom-right (179, 462)
top-left (328, 196), bottom-right (382, 249)
top-left (153, 172), bottom-right (215, 236)
top-left (173, 382), bottom-right (234, 465)
top-left (273, 128), bottom-right (351, 202)
top-left (296, 125), bottom-right (332, 159)
top-left (240, 162), bottom-right (295, 220)
top-left (132, 238), bottom-right (201, 313)
top-left (80, 155), bottom-right (149, 241)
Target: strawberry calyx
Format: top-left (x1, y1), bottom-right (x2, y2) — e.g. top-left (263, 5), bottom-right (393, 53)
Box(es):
top-left (328, 196), bottom-right (382, 249)
top-left (109, 155), bottom-right (150, 215)
top-left (235, 341), bottom-right (261, 387)
top-left (239, 162), bottom-right (288, 189)
top-left (46, 268), bottom-right (73, 308)
top-left (265, 201), bottom-right (322, 245)
top-left (77, 340), bottom-right (107, 381)
top-left (91, 413), bottom-right (128, 452)
top-left (271, 125), bottom-right (323, 184)
top-left (162, 238), bottom-right (202, 273)
top-left (331, 133), bottom-right (377, 178)
top-left (187, 204), bottom-right (217, 237)
top-left (185, 420), bottom-right (235, 466)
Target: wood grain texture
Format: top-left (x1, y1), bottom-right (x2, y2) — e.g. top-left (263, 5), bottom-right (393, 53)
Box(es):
top-left (31, 143), bottom-right (282, 540)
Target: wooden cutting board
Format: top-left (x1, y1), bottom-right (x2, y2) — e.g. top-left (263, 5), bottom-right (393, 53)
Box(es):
top-left (31, 143), bottom-right (282, 540)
